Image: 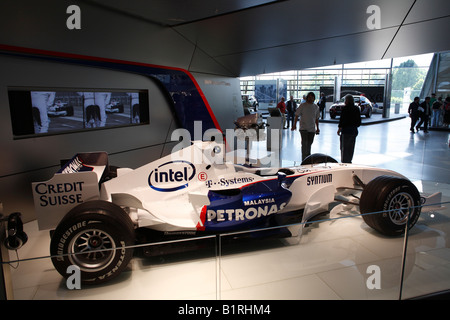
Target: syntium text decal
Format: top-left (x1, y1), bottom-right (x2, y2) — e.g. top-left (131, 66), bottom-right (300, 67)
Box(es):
top-left (306, 174), bottom-right (332, 186)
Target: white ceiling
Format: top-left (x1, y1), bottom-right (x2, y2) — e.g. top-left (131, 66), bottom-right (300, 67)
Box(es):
top-left (82, 0), bottom-right (450, 76)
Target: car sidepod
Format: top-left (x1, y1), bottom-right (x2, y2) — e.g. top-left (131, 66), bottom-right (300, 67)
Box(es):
top-left (200, 177), bottom-right (292, 232)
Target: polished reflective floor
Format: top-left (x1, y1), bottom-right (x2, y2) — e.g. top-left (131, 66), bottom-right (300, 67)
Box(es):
top-left (279, 114), bottom-right (450, 184)
top-left (5, 114), bottom-right (450, 300)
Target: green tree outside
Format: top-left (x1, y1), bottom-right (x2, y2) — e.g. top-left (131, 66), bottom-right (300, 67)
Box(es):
top-left (391, 59), bottom-right (427, 105)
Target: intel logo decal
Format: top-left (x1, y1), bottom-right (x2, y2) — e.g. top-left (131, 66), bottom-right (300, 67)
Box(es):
top-left (148, 161), bottom-right (196, 192)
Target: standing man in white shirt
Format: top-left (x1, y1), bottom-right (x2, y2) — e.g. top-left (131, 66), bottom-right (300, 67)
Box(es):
top-left (292, 92), bottom-right (320, 161)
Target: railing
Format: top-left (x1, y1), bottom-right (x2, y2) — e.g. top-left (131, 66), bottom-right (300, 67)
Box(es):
top-left (1, 200), bottom-right (449, 301)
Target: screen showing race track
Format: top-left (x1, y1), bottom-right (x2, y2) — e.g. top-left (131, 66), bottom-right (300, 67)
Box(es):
top-left (8, 87), bottom-right (149, 137)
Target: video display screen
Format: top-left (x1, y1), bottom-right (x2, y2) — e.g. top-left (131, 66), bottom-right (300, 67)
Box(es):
top-left (8, 87), bottom-right (149, 138)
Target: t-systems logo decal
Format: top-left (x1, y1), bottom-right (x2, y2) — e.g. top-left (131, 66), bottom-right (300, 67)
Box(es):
top-left (148, 161), bottom-right (196, 192)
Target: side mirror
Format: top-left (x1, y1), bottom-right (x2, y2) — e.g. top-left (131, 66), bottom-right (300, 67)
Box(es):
top-left (277, 171), bottom-right (287, 186)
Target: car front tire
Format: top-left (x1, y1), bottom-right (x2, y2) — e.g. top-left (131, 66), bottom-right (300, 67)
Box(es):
top-left (50, 200), bottom-right (135, 285)
top-left (359, 175), bottom-right (421, 236)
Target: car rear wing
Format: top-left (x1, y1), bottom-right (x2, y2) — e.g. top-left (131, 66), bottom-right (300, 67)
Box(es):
top-left (32, 152), bottom-right (108, 230)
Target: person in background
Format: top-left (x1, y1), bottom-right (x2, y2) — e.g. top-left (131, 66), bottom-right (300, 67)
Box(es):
top-left (443, 97), bottom-right (450, 128)
top-left (431, 96), bottom-right (443, 127)
top-left (416, 96), bottom-right (431, 133)
top-left (286, 95), bottom-right (297, 129)
top-left (408, 96), bottom-right (420, 133)
top-left (429, 93), bottom-right (436, 127)
top-left (292, 92), bottom-right (320, 161)
top-left (318, 92), bottom-right (326, 120)
top-left (277, 97), bottom-right (287, 129)
top-left (337, 94), bottom-right (361, 163)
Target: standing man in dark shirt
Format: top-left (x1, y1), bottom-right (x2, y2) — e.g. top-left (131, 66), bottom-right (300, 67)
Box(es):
top-left (286, 95), bottom-right (297, 129)
top-left (408, 97), bottom-right (420, 133)
top-left (337, 95), bottom-right (361, 163)
top-left (416, 97), bottom-right (431, 133)
top-left (318, 92), bottom-right (326, 120)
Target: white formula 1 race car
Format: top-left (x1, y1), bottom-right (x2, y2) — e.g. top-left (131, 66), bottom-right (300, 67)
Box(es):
top-left (32, 141), bottom-right (441, 284)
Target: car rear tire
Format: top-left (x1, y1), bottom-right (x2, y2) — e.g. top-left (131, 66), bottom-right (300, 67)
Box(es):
top-left (301, 153), bottom-right (338, 165)
top-left (359, 175), bottom-right (421, 236)
top-left (50, 200), bottom-right (135, 285)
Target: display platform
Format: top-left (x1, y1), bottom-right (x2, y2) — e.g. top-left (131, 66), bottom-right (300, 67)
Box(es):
top-left (425, 126), bottom-right (450, 132)
top-left (261, 111), bottom-right (407, 126)
top-left (319, 113), bottom-right (407, 125)
top-left (4, 180), bottom-right (450, 300)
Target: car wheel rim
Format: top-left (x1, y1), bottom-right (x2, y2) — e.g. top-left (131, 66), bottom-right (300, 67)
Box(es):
top-left (388, 192), bottom-right (414, 225)
top-left (68, 228), bottom-right (116, 272)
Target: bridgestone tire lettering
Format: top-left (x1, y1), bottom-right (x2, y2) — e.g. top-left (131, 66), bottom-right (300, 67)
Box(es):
top-left (50, 200), bottom-right (135, 285)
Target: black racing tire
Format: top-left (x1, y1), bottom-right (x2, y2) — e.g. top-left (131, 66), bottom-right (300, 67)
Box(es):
top-left (359, 175), bottom-right (421, 236)
top-left (301, 153), bottom-right (338, 165)
top-left (50, 200), bottom-right (135, 285)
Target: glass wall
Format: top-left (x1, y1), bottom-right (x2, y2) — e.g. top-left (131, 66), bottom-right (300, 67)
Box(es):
top-left (421, 52), bottom-right (450, 103)
top-left (436, 52), bottom-right (450, 98)
top-left (241, 53), bottom-right (434, 114)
